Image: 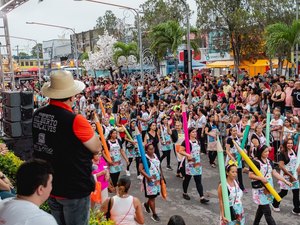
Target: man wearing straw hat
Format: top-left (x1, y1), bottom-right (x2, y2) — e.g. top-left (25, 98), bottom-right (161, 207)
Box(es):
top-left (32, 70), bottom-right (101, 225)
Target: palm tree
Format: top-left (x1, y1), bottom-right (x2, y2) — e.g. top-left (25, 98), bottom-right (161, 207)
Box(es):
top-left (265, 20), bottom-right (300, 75)
top-left (150, 20), bottom-right (199, 76)
top-left (113, 41), bottom-right (139, 74)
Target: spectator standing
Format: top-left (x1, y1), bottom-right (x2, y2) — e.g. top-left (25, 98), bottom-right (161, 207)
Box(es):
top-left (32, 70), bottom-right (101, 225)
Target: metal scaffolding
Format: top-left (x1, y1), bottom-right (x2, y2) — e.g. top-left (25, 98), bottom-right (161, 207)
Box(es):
top-left (0, 0), bottom-right (29, 89)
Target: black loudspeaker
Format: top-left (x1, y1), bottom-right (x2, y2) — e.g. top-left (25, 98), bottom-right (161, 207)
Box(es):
top-left (1, 91), bottom-right (33, 137)
top-left (3, 120), bottom-right (22, 137)
top-left (21, 120), bottom-right (32, 136)
top-left (20, 91), bottom-right (34, 107)
top-left (183, 50), bottom-right (192, 74)
top-left (2, 91), bottom-right (21, 107)
top-left (3, 106), bottom-right (21, 122)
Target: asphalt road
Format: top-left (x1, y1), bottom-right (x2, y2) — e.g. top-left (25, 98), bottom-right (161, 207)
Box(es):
top-left (116, 154), bottom-right (299, 225)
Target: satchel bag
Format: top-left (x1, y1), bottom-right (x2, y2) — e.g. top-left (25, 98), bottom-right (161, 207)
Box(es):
top-left (90, 181), bottom-right (102, 204)
top-left (230, 206), bottom-right (237, 220)
top-left (251, 160), bottom-right (268, 189)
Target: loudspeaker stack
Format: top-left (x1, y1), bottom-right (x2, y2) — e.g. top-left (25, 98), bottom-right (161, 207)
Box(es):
top-left (2, 91), bottom-right (33, 137)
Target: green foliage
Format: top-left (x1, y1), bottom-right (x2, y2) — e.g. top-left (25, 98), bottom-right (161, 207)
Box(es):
top-left (95, 10), bottom-right (124, 40)
top-left (195, 0), bottom-right (296, 72)
top-left (18, 52), bottom-right (29, 58)
top-left (81, 52), bottom-right (89, 61)
top-left (31, 43), bottom-right (43, 59)
top-left (265, 20), bottom-right (300, 61)
top-left (0, 151), bottom-right (23, 184)
top-left (113, 41), bottom-right (139, 66)
top-left (89, 210), bottom-right (115, 225)
top-left (140, 0), bottom-right (189, 30)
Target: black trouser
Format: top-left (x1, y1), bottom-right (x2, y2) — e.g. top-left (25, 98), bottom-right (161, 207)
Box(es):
top-left (273, 189), bottom-right (300, 213)
top-left (237, 168), bottom-right (245, 191)
top-left (160, 150), bottom-right (171, 167)
top-left (154, 147), bottom-right (160, 159)
top-left (182, 174), bottom-right (204, 197)
top-left (253, 204), bottom-right (276, 225)
top-left (127, 157), bottom-right (141, 176)
top-left (208, 151), bottom-right (217, 164)
top-left (110, 172), bottom-right (120, 187)
top-left (197, 129), bottom-right (206, 154)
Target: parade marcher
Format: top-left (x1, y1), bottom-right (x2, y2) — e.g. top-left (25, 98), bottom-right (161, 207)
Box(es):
top-left (205, 114), bottom-right (219, 168)
top-left (171, 121), bottom-right (185, 178)
top-left (125, 120), bottom-right (142, 179)
top-left (159, 115), bottom-right (173, 170)
top-left (271, 138), bottom-right (300, 214)
top-left (249, 145), bottom-right (292, 225)
top-left (92, 151), bottom-right (110, 208)
top-left (107, 129), bottom-right (129, 188)
top-left (225, 127), bottom-right (246, 192)
top-left (116, 107), bottom-right (130, 145)
top-left (179, 127), bottom-right (209, 203)
top-left (218, 162), bottom-right (245, 225)
top-left (144, 122), bottom-right (161, 159)
top-left (101, 175), bottom-right (144, 225)
top-left (139, 143), bottom-right (165, 222)
top-left (32, 70), bottom-right (101, 225)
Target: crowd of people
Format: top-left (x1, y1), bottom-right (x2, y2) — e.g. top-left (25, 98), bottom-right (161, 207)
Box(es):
top-left (1, 68), bottom-right (300, 225)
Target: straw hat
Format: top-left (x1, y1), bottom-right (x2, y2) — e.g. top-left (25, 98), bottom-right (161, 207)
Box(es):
top-left (41, 70), bottom-right (85, 99)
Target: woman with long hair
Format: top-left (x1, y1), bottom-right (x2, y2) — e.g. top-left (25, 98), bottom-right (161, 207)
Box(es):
top-left (225, 127), bottom-right (246, 192)
top-left (139, 143), bottom-right (165, 222)
top-left (179, 127), bottom-right (209, 203)
top-left (249, 145), bottom-right (292, 225)
top-left (144, 122), bottom-right (161, 159)
top-left (107, 129), bottom-right (129, 188)
top-left (205, 114), bottom-right (219, 168)
top-left (101, 175), bottom-right (144, 225)
top-left (218, 162), bottom-right (245, 225)
top-left (159, 115), bottom-right (173, 171)
top-left (271, 138), bottom-right (300, 214)
top-left (250, 124), bottom-right (266, 159)
top-left (125, 120), bottom-right (142, 180)
top-left (271, 84), bottom-right (286, 115)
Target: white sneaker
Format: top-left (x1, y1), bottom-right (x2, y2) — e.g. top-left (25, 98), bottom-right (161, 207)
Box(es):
top-left (137, 175), bottom-right (143, 180)
top-left (126, 170), bottom-right (131, 176)
top-left (270, 204), bottom-right (280, 212)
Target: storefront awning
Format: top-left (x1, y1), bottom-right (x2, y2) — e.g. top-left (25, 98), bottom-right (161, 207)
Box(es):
top-left (206, 60), bottom-right (234, 68)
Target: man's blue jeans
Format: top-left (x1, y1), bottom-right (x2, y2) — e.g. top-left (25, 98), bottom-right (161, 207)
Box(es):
top-left (48, 196), bottom-right (90, 225)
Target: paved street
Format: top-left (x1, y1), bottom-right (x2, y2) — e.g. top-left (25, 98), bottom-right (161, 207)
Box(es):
top-left (118, 154), bottom-right (299, 225)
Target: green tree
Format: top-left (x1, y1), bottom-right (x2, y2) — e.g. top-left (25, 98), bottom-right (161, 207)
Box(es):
top-left (113, 42), bottom-right (138, 72)
top-left (265, 20), bottom-right (300, 75)
top-left (140, 0), bottom-right (189, 30)
top-left (31, 43), bottom-right (43, 58)
top-left (18, 52), bottom-right (29, 58)
top-left (95, 10), bottom-right (120, 37)
top-left (195, 0), bottom-right (295, 75)
top-left (150, 20), bottom-right (199, 75)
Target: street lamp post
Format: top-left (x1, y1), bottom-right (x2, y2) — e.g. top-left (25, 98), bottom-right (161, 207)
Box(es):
top-left (74, 0), bottom-right (144, 82)
top-left (180, 0), bottom-right (192, 105)
top-left (296, 1), bottom-right (299, 77)
top-left (10, 36), bottom-right (41, 88)
top-left (26, 22), bottom-right (79, 77)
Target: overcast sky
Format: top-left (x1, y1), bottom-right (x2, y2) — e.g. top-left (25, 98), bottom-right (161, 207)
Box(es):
top-left (7, 0), bottom-right (197, 54)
